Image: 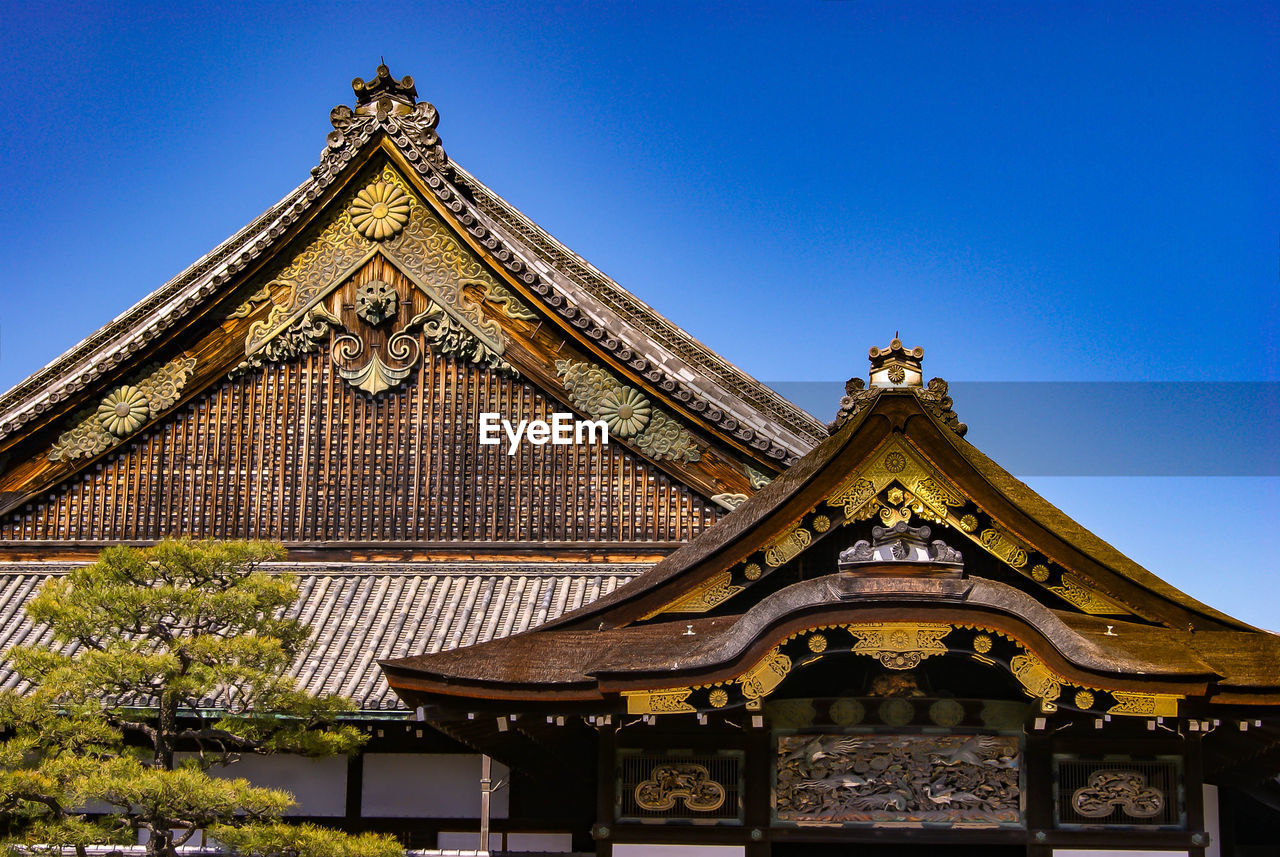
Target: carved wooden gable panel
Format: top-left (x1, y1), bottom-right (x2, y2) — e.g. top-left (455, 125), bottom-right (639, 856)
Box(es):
top-left (1, 328), bottom-right (720, 544)
top-left (1, 159), bottom-right (760, 544)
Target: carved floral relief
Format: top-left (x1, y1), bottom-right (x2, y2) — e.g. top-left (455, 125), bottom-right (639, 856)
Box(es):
top-left (234, 167), bottom-right (527, 392)
top-left (49, 356), bottom-right (198, 462)
top-left (555, 359), bottom-right (701, 462)
top-left (350, 181), bottom-right (410, 240)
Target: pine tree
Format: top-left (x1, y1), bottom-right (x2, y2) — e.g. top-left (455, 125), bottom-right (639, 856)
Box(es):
top-left (0, 539), bottom-right (401, 857)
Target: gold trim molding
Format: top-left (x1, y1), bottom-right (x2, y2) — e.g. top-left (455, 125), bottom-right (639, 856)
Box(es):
top-left (619, 620), bottom-right (1182, 719)
top-left (822, 436), bottom-right (1132, 617)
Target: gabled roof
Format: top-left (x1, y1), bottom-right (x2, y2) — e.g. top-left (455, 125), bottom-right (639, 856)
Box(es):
top-left (0, 65), bottom-right (822, 520)
top-left (381, 346), bottom-right (1280, 718)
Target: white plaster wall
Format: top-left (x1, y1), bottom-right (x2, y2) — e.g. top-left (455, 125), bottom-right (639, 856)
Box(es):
top-left (436, 832), bottom-right (503, 851)
top-left (1204, 783), bottom-right (1220, 857)
top-left (507, 832), bottom-right (574, 852)
top-left (183, 753), bottom-right (347, 817)
top-left (437, 831), bottom-right (572, 852)
top-left (360, 753), bottom-right (510, 818)
top-left (613, 847), bottom-right (746, 857)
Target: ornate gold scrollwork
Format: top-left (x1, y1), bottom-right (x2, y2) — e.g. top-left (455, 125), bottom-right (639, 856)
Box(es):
top-left (660, 571), bottom-right (744, 614)
top-left (1108, 691), bottom-right (1179, 717)
top-left (847, 622), bottom-right (952, 670)
top-left (818, 437), bottom-right (1133, 618)
top-left (1049, 574), bottom-right (1126, 615)
top-left (913, 477), bottom-right (963, 510)
top-left (617, 622), bottom-right (1181, 718)
top-left (764, 526), bottom-right (812, 567)
top-left (239, 166), bottom-right (516, 384)
top-left (829, 476), bottom-right (876, 518)
top-left (634, 764), bottom-right (727, 813)
top-left (979, 528), bottom-right (1029, 569)
top-left (1010, 652), bottom-right (1062, 703)
top-left (624, 687), bottom-right (696, 715)
top-left (738, 648), bottom-right (793, 700)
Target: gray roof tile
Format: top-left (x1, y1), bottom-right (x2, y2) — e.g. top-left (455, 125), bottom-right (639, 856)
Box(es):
top-left (0, 563), bottom-right (643, 712)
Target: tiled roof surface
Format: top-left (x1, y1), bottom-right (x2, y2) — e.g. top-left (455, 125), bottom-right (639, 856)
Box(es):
top-left (0, 563), bottom-right (643, 712)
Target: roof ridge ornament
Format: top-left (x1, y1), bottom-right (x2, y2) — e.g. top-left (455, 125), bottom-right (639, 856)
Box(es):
top-left (352, 63), bottom-right (419, 114)
top-left (869, 338), bottom-right (924, 389)
top-left (315, 63), bottom-right (447, 181)
top-left (829, 339), bottom-right (967, 437)
top-left (838, 521), bottom-right (965, 574)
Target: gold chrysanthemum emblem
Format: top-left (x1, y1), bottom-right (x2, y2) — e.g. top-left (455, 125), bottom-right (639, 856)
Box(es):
top-left (973, 633), bottom-right (993, 654)
top-left (598, 386), bottom-right (651, 437)
top-left (350, 181), bottom-right (410, 240)
top-left (708, 688), bottom-right (729, 708)
top-left (97, 385), bottom-right (150, 436)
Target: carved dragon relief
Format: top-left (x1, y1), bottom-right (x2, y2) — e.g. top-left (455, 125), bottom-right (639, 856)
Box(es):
top-left (231, 166), bottom-right (526, 392)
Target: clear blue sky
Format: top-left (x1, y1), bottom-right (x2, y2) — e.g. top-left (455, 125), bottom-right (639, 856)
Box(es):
top-left (0, 2), bottom-right (1275, 623)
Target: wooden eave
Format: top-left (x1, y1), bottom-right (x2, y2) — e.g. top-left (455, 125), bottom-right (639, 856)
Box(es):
top-left (0, 112), bottom-right (819, 515)
top-left (382, 575), bottom-right (1280, 713)
top-left (379, 385), bottom-right (1280, 716)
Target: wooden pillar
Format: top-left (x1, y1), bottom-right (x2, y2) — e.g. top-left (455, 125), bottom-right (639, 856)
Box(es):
top-left (344, 752), bottom-right (365, 832)
top-left (744, 721), bottom-right (772, 857)
top-left (1024, 727), bottom-right (1054, 857)
top-left (1186, 732), bottom-right (1207, 857)
top-left (595, 719), bottom-right (616, 857)
top-left (1217, 785), bottom-right (1237, 857)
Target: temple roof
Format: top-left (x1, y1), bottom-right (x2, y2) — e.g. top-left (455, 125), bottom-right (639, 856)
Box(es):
top-left (0, 563), bottom-right (641, 712)
top-left (381, 344), bottom-right (1280, 717)
top-left (0, 64), bottom-right (823, 521)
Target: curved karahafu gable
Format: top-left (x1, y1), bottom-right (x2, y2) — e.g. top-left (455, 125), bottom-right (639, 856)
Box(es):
top-left (535, 351), bottom-right (1255, 635)
top-left (381, 341), bottom-right (1280, 720)
top-left (0, 65), bottom-right (819, 522)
